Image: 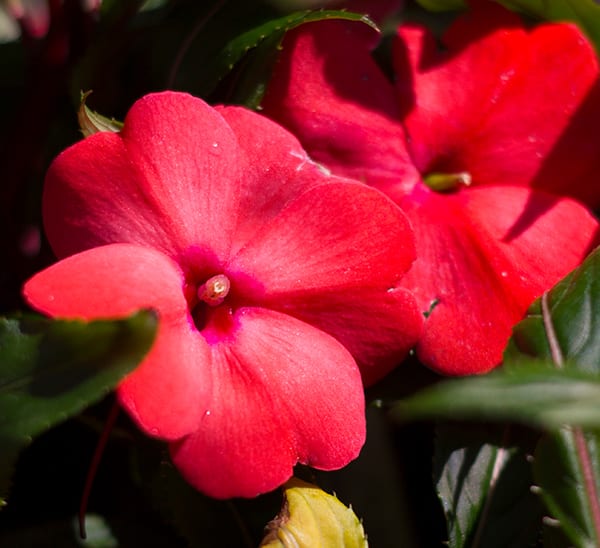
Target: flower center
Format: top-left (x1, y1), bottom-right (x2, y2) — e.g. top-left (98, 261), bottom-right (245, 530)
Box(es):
top-left (423, 171), bottom-right (472, 192)
top-left (197, 274), bottom-right (231, 307)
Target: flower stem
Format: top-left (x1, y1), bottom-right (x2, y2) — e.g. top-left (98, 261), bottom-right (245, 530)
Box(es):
top-left (541, 292), bottom-right (600, 543)
top-left (78, 401), bottom-right (120, 540)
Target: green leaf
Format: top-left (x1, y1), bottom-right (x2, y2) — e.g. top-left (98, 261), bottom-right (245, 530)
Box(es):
top-left (534, 428), bottom-right (600, 548)
top-left (0, 311), bottom-right (157, 507)
top-left (199, 9), bottom-right (377, 103)
top-left (78, 514), bottom-right (119, 547)
top-left (493, 0), bottom-right (600, 54)
top-left (507, 246), bottom-right (600, 373)
top-left (392, 364), bottom-right (600, 429)
top-left (415, 0), bottom-right (466, 11)
top-left (508, 246), bottom-right (600, 547)
top-left (434, 423), bottom-right (541, 548)
top-left (78, 91), bottom-right (123, 137)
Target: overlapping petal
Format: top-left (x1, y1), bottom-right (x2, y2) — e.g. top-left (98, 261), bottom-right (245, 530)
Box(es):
top-left (43, 93), bottom-right (241, 260)
top-left (397, 5), bottom-right (600, 204)
top-left (170, 308), bottom-right (365, 499)
top-left (229, 181), bottom-right (423, 383)
top-left (262, 4), bottom-right (600, 375)
top-left (397, 185), bottom-right (599, 374)
top-left (23, 243), bottom-right (210, 439)
top-left (262, 18), bottom-right (420, 195)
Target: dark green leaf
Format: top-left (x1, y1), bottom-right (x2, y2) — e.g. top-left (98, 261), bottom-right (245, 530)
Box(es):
top-left (534, 428), bottom-right (600, 548)
top-left (0, 311), bottom-right (157, 507)
top-left (507, 246), bottom-right (600, 373)
top-left (392, 364), bottom-right (600, 429)
top-left (508, 243), bottom-right (600, 547)
top-left (140, 443), bottom-right (265, 546)
top-left (199, 9), bottom-right (377, 101)
top-left (415, 0), bottom-right (466, 11)
top-left (434, 423), bottom-right (541, 548)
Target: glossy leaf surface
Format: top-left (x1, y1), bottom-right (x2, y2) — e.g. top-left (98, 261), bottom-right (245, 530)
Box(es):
top-left (435, 423), bottom-right (541, 548)
top-left (0, 311), bottom-right (157, 506)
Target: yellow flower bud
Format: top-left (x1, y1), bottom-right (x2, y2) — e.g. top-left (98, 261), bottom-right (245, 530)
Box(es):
top-left (261, 478), bottom-right (368, 548)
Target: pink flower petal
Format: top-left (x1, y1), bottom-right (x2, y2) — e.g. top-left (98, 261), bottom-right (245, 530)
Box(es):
top-left (397, 6), bottom-right (600, 205)
top-left (170, 307), bottom-right (365, 499)
top-left (230, 181), bottom-right (423, 384)
top-left (397, 185), bottom-right (599, 375)
top-left (262, 2), bottom-right (600, 376)
top-left (216, 105), bottom-right (339, 248)
top-left (44, 92), bottom-right (241, 260)
top-left (261, 19), bottom-right (420, 194)
top-left (23, 243), bottom-right (210, 439)
top-left (464, 187), bottom-right (600, 297)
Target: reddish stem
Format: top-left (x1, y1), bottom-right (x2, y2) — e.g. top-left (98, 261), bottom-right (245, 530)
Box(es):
top-left (573, 427), bottom-right (600, 543)
top-left (541, 292), bottom-right (600, 543)
top-left (78, 401), bottom-right (120, 539)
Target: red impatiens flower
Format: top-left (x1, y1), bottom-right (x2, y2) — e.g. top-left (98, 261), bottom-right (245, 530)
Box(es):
top-left (261, 1), bottom-right (600, 376)
top-left (23, 91), bottom-right (422, 498)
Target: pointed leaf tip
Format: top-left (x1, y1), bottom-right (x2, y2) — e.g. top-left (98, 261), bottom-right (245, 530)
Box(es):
top-left (78, 91), bottom-right (124, 137)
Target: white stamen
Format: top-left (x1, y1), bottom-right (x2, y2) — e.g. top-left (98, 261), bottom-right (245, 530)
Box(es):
top-left (197, 274), bottom-right (231, 307)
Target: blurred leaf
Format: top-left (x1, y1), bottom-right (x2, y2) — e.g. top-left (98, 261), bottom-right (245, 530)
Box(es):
top-left (434, 423), bottom-right (541, 548)
top-left (534, 428), bottom-right (600, 548)
top-left (0, 311), bottom-right (157, 507)
top-left (146, 457), bottom-right (254, 547)
top-left (99, 0), bottom-right (147, 21)
top-left (0, 5), bottom-right (20, 43)
top-left (415, 0), bottom-right (466, 11)
top-left (313, 405), bottom-right (421, 547)
top-left (76, 514), bottom-right (118, 547)
top-left (138, 438), bottom-right (279, 546)
top-left (260, 477), bottom-right (367, 547)
top-left (413, 0), bottom-right (600, 55)
top-left (392, 364), bottom-right (600, 428)
top-left (493, 0), bottom-right (600, 54)
top-left (200, 9), bottom-right (377, 103)
top-left (78, 91), bottom-right (123, 137)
